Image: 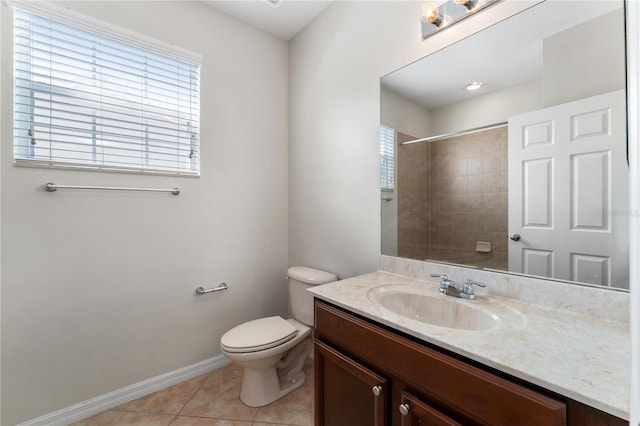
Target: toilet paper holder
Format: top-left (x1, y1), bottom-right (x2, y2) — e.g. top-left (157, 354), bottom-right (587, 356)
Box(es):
top-left (195, 282), bottom-right (229, 295)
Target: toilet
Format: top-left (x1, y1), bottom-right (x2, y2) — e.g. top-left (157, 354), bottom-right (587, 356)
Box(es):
top-left (220, 266), bottom-right (337, 407)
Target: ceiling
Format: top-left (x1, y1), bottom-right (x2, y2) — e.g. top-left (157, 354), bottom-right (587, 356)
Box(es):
top-left (381, 0), bottom-right (623, 110)
top-left (202, 0), bottom-right (333, 40)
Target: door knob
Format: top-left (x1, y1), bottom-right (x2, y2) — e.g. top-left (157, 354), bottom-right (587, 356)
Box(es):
top-left (509, 233), bottom-right (521, 241)
top-left (399, 403), bottom-right (410, 416)
top-left (372, 385), bottom-right (382, 396)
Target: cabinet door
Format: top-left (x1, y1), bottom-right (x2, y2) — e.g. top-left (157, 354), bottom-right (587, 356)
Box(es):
top-left (398, 391), bottom-right (462, 426)
top-left (315, 340), bottom-right (387, 426)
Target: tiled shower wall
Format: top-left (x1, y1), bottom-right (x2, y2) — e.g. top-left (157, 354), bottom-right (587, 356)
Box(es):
top-left (397, 132), bottom-right (431, 259)
top-left (397, 126), bottom-right (508, 269)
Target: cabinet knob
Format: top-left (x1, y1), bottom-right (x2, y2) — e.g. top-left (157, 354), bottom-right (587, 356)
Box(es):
top-left (399, 403), bottom-right (410, 416)
top-left (371, 385), bottom-right (383, 396)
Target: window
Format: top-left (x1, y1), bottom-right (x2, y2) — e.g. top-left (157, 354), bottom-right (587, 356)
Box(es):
top-left (379, 124), bottom-right (395, 190)
top-left (13, 6), bottom-right (201, 175)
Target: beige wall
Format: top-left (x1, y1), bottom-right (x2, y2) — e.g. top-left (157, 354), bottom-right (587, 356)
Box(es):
top-left (0, 2), bottom-right (288, 424)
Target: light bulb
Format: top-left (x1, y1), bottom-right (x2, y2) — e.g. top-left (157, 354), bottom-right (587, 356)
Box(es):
top-left (420, 3), bottom-right (443, 27)
top-left (457, 0), bottom-right (478, 10)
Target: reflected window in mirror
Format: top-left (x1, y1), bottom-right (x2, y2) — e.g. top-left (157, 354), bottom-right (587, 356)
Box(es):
top-left (380, 123), bottom-right (397, 258)
top-left (380, 124), bottom-right (396, 191)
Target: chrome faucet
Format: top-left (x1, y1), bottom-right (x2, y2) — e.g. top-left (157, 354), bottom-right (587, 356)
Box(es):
top-left (430, 274), bottom-right (486, 300)
top-left (430, 273), bottom-right (462, 297)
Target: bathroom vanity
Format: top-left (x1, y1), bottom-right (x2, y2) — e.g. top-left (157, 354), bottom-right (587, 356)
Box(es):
top-left (310, 272), bottom-right (629, 425)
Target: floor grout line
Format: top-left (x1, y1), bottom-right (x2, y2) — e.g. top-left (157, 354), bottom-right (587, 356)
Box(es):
top-left (173, 371), bottom-right (213, 420)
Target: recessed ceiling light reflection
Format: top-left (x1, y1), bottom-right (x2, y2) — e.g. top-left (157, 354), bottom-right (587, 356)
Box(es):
top-left (464, 81), bottom-right (485, 91)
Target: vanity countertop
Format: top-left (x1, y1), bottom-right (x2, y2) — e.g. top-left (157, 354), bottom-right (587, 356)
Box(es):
top-left (308, 271), bottom-right (630, 420)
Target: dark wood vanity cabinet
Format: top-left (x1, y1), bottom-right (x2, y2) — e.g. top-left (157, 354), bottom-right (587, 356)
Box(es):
top-left (313, 299), bottom-right (626, 426)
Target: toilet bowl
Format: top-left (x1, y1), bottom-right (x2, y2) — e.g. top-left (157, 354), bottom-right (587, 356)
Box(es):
top-left (220, 266), bottom-right (337, 407)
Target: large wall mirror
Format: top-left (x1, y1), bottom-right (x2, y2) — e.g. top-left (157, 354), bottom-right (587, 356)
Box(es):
top-left (380, 0), bottom-right (629, 290)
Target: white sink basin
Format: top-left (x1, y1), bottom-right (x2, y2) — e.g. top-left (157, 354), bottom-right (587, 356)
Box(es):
top-left (367, 285), bottom-right (524, 331)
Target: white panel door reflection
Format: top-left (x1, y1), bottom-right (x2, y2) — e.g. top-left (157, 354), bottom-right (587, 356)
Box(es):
top-left (508, 90), bottom-right (628, 288)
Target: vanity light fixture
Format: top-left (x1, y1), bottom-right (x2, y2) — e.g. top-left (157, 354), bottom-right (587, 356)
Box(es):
top-left (464, 81), bottom-right (485, 91)
top-left (421, 0), bottom-right (500, 40)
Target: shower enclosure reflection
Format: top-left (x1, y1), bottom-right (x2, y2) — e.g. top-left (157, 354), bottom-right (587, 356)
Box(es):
top-left (396, 125), bottom-right (508, 270)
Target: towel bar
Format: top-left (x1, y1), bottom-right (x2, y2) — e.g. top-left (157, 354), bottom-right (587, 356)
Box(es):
top-left (45, 182), bottom-right (180, 195)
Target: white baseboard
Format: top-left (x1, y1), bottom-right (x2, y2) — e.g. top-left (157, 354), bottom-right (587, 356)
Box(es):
top-left (19, 355), bottom-right (230, 426)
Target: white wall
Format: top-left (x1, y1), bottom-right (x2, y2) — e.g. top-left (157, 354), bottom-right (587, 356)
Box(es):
top-left (380, 87), bottom-right (431, 139)
top-left (429, 79), bottom-right (543, 135)
top-left (544, 9), bottom-right (626, 107)
top-left (288, 0), bottom-right (538, 279)
top-left (0, 2), bottom-right (288, 424)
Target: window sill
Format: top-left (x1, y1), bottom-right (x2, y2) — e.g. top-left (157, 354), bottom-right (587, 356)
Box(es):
top-left (13, 159), bottom-right (200, 178)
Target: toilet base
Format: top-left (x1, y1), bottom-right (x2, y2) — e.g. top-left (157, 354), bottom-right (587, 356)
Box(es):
top-left (239, 337), bottom-right (312, 407)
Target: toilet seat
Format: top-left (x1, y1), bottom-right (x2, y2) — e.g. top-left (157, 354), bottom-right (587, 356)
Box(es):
top-left (221, 316), bottom-right (298, 353)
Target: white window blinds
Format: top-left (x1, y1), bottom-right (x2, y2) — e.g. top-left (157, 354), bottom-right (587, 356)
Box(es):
top-left (13, 7), bottom-right (201, 175)
top-left (379, 124), bottom-right (395, 190)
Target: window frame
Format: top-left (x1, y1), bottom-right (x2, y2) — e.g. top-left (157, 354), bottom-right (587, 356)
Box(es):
top-left (10, 0), bottom-right (203, 177)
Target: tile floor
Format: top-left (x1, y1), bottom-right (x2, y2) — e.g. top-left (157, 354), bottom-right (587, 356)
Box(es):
top-left (72, 359), bottom-right (314, 426)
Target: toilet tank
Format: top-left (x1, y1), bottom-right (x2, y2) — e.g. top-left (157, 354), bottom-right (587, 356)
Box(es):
top-left (288, 266), bottom-right (337, 326)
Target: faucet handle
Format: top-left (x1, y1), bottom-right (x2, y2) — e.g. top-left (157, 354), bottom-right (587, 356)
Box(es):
top-left (463, 279), bottom-right (486, 294)
top-left (430, 273), bottom-right (448, 281)
top-left (464, 278), bottom-right (486, 287)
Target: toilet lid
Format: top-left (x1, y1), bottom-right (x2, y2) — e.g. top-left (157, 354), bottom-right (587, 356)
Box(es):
top-left (221, 316), bottom-right (298, 353)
